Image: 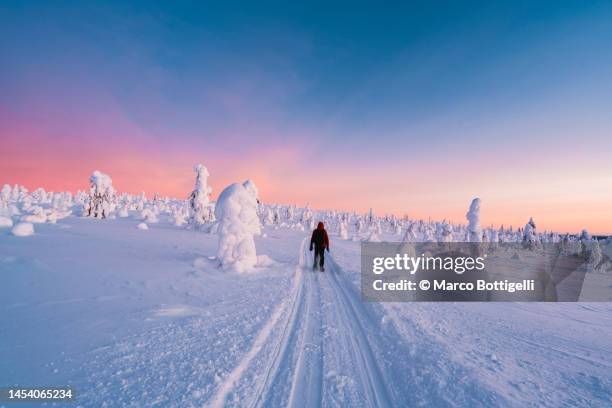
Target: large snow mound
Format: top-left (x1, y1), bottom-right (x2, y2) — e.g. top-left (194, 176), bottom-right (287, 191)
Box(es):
top-left (11, 222), bottom-right (34, 237)
top-left (214, 180), bottom-right (261, 273)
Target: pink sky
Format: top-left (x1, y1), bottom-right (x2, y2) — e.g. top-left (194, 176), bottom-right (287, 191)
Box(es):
top-left (2, 124), bottom-right (610, 235)
top-left (1, 70), bottom-right (610, 235)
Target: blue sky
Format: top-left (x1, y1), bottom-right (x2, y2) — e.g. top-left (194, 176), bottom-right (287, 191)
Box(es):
top-left (1, 1), bottom-right (611, 233)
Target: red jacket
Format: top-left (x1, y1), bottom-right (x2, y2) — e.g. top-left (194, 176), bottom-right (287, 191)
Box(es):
top-left (310, 222), bottom-right (329, 250)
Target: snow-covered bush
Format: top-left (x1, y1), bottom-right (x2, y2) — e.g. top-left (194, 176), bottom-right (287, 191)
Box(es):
top-left (21, 206), bottom-right (46, 223)
top-left (214, 180), bottom-right (261, 272)
top-left (118, 204), bottom-right (130, 218)
top-left (140, 208), bottom-right (159, 223)
top-left (12, 222), bottom-right (34, 237)
top-left (173, 204), bottom-right (189, 227)
top-left (189, 164), bottom-right (214, 227)
top-left (83, 171), bottom-right (115, 219)
top-left (0, 216), bottom-right (13, 228)
top-left (364, 230), bottom-right (381, 242)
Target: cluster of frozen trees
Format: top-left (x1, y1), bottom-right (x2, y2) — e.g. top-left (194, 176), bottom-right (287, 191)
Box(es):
top-left (0, 183), bottom-right (75, 236)
top-left (246, 196), bottom-right (609, 273)
top-left (3, 166), bottom-right (610, 274)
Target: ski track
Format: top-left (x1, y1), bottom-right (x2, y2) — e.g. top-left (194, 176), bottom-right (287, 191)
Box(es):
top-left (324, 255), bottom-right (393, 407)
top-left (209, 239), bottom-right (308, 408)
top-left (210, 237), bottom-right (392, 408)
top-left (207, 291), bottom-right (289, 408)
top-left (248, 237), bottom-right (323, 408)
top-left (285, 256), bottom-right (323, 408)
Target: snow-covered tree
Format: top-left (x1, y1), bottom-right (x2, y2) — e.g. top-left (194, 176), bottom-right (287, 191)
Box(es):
top-left (364, 229), bottom-right (381, 242)
top-left (466, 198), bottom-right (482, 242)
top-left (140, 208), bottom-right (159, 223)
top-left (83, 171), bottom-right (115, 219)
top-left (588, 240), bottom-right (603, 269)
top-left (339, 222), bottom-right (349, 240)
top-left (189, 164), bottom-right (214, 227)
top-left (0, 185), bottom-right (11, 216)
top-left (402, 222), bottom-right (417, 243)
top-left (438, 220), bottom-right (453, 242)
top-left (367, 208), bottom-right (374, 224)
top-left (262, 207), bottom-right (274, 226)
top-left (522, 217), bottom-right (540, 249)
top-left (134, 192), bottom-right (145, 210)
top-left (173, 204), bottom-right (189, 227)
top-left (286, 205), bottom-right (295, 222)
top-left (302, 205), bottom-right (313, 224)
top-left (580, 229), bottom-right (592, 241)
top-left (394, 223), bottom-right (402, 236)
top-left (118, 203), bottom-right (130, 218)
top-left (489, 228), bottom-right (499, 246)
top-left (214, 180), bottom-right (261, 272)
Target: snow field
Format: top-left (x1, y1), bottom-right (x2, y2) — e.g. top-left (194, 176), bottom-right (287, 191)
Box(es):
top-left (1, 177), bottom-right (611, 407)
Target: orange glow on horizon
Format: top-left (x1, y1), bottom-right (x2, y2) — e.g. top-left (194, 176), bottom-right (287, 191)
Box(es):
top-left (2, 150), bottom-right (610, 235)
top-left (1, 108), bottom-right (610, 235)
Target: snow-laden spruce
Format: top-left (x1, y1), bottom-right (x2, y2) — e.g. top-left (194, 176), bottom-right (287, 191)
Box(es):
top-left (339, 222), bottom-right (349, 240)
top-left (214, 180), bottom-right (261, 272)
top-left (466, 197), bottom-right (482, 242)
top-left (172, 204), bottom-right (189, 227)
top-left (189, 164), bottom-right (214, 227)
top-left (438, 220), bottom-right (453, 242)
top-left (83, 171), bottom-right (115, 219)
top-left (523, 217), bottom-right (541, 249)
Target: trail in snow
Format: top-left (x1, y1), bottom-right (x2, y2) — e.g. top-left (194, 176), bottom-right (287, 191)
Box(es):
top-left (249, 238), bottom-right (324, 408)
top-left (219, 237), bottom-right (492, 407)
top-left (285, 270), bottom-right (323, 408)
top-left (249, 240), bottom-right (393, 407)
top-left (209, 239), bottom-right (309, 408)
top-left (322, 255), bottom-right (393, 407)
top-left (210, 238), bottom-right (393, 407)
top-left (208, 280), bottom-right (295, 408)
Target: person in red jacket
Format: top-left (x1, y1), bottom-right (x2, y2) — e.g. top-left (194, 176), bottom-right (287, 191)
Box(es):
top-left (310, 222), bottom-right (329, 271)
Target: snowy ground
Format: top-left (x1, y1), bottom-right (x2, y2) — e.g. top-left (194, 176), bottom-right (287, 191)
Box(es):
top-left (1, 217), bottom-right (611, 407)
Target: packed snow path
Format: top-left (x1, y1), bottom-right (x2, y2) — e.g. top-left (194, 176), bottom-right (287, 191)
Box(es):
top-left (1, 218), bottom-right (610, 407)
top-left (220, 238), bottom-right (393, 408)
top-left (205, 239), bottom-right (508, 407)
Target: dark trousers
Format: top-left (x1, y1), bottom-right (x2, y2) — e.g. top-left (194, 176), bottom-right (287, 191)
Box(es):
top-left (314, 246), bottom-right (325, 268)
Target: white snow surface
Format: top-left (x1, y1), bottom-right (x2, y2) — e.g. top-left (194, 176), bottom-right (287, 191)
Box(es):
top-left (1, 214), bottom-right (611, 407)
